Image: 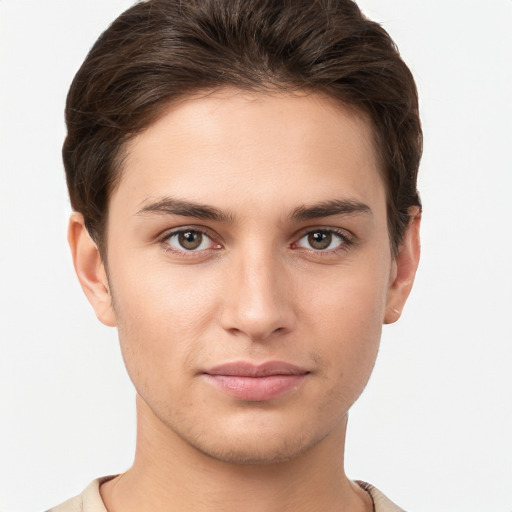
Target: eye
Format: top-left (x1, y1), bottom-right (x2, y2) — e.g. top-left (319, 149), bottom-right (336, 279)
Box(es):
top-left (295, 229), bottom-right (349, 251)
top-left (163, 229), bottom-right (219, 252)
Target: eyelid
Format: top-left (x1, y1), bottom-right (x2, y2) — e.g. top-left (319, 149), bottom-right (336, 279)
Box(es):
top-left (156, 225), bottom-right (355, 258)
top-left (159, 226), bottom-right (223, 254)
top-left (292, 227), bottom-right (355, 252)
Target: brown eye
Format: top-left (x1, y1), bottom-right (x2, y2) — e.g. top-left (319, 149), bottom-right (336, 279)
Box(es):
top-left (164, 229), bottom-right (218, 253)
top-left (307, 231), bottom-right (332, 250)
top-left (295, 229), bottom-right (347, 252)
top-left (178, 230), bottom-right (203, 250)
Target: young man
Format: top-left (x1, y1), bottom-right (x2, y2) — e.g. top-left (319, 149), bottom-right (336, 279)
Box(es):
top-left (50, 0), bottom-right (422, 511)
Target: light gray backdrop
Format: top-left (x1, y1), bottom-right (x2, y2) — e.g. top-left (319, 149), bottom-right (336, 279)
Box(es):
top-left (1, 1), bottom-right (511, 511)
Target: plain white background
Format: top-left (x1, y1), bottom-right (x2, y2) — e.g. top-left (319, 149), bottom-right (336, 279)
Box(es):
top-left (1, 1), bottom-right (511, 510)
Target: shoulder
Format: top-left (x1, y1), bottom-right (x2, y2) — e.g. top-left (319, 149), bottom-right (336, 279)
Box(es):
top-left (45, 476), bottom-right (116, 512)
top-left (355, 481), bottom-right (406, 512)
top-left (48, 476), bottom-right (404, 512)
top-left (45, 494), bottom-right (83, 512)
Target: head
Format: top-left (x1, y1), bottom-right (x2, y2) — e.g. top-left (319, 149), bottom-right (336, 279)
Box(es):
top-left (66, 0), bottom-right (422, 465)
top-left (64, 0), bottom-right (421, 258)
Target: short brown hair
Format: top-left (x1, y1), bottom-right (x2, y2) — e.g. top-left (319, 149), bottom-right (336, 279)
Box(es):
top-left (63, 0), bottom-right (422, 255)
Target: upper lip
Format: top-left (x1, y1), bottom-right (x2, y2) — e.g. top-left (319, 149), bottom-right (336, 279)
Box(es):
top-left (204, 361), bottom-right (309, 377)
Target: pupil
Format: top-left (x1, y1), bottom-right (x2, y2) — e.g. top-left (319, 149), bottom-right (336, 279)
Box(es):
top-left (308, 231), bottom-right (332, 250)
top-left (179, 231), bottom-right (202, 250)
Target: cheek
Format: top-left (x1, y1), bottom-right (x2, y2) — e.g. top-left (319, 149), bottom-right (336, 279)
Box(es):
top-left (302, 264), bottom-right (389, 388)
top-left (109, 260), bottom-right (221, 391)
top-left (112, 253), bottom-right (220, 325)
top-left (304, 255), bottom-right (390, 333)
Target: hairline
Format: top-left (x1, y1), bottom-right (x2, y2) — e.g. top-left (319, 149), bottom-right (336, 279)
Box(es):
top-left (95, 84), bottom-right (393, 260)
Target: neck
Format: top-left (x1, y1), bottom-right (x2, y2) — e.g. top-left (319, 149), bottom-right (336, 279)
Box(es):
top-left (100, 395), bottom-right (371, 512)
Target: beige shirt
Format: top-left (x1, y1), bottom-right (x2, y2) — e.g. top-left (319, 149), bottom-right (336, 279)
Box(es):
top-left (47, 476), bottom-right (405, 512)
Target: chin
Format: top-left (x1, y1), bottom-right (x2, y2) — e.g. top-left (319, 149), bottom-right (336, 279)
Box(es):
top-left (181, 420), bottom-right (326, 466)
top-left (193, 437), bottom-right (314, 465)
top-left (138, 389), bottom-right (347, 466)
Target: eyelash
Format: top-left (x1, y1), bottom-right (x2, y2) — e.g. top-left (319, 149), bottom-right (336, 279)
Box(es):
top-left (293, 228), bottom-right (354, 255)
top-left (159, 227), bottom-right (222, 258)
top-left (158, 226), bottom-right (354, 257)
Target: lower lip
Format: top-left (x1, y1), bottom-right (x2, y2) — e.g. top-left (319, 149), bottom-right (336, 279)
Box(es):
top-left (203, 374), bottom-right (307, 401)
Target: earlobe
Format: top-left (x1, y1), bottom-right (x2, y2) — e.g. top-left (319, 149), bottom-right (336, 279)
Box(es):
top-left (384, 207), bottom-right (421, 325)
top-left (68, 213), bottom-right (117, 327)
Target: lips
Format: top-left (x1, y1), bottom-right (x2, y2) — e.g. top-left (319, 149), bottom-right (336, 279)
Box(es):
top-left (202, 361), bottom-right (309, 401)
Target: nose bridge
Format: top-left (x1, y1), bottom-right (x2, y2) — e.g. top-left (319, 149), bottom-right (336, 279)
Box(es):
top-left (221, 241), bottom-right (295, 341)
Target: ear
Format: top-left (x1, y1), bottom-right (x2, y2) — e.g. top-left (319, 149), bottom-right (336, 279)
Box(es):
top-left (68, 212), bottom-right (117, 327)
top-left (384, 207), bottom-right (421, 324)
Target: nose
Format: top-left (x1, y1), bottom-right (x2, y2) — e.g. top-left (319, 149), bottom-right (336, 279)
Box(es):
top-left (220, 247), bottom-right (297, 342)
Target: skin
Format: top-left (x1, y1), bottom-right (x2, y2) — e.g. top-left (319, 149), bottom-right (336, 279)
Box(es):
top-left (69, 88), bottom-right (421, 512)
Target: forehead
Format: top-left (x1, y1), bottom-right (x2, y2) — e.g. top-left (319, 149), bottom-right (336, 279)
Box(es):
top-left (114, 88), bottom-right (385, 217)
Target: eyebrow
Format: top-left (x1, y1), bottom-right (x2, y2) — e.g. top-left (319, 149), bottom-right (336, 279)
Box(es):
top-left (291, 199), bottom-right (372, 220)
top-left (136, 197), bottom-right (234, 223)
top-left (136, 196), bottom-right (371, 222)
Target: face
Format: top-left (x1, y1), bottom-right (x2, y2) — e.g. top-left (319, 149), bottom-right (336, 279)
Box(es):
top-left (74, 89), bottom-right (416, 464)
